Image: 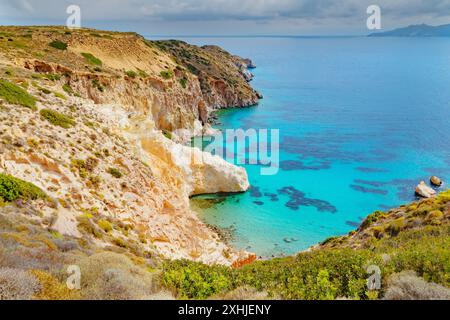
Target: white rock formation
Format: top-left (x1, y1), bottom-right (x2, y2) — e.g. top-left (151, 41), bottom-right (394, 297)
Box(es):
top-left (415, 181), bottom-right (437, 198)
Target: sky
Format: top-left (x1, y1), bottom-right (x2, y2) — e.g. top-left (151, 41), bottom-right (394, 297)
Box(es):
top-left (1, 0), bottom-right (450, 36)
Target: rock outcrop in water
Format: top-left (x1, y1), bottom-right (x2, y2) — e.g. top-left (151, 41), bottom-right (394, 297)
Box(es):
top-left (0, 26), bottom-right (257, 265)
top-left (430, 176), bottom-right (443, 187)
top-left (415, 181), bottom-right (437, 198)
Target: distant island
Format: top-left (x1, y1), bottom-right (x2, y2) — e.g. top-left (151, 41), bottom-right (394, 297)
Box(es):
top-left (369, 23), bottom-right (450, 37)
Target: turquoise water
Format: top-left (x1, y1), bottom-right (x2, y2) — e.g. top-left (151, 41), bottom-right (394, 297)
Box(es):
top-left (159, 36), bottom-right (450, 258)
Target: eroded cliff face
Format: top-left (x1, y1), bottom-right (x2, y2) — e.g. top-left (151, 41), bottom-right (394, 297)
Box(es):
top-left (5, 27), bottom-right (260, 133)
top-left (0, 26), bottom-right (257, 265)
top-left (153, 41), bottom-right (261, 115)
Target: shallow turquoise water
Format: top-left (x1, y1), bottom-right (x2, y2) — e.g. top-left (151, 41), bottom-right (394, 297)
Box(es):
top-left (155, 36), bottom-right (450, 257)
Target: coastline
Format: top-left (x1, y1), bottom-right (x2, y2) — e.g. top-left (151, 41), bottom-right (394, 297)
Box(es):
top-left (0, 26), bottom-right (260, 266)
top-left (0, 25), bottom-right (449, 300)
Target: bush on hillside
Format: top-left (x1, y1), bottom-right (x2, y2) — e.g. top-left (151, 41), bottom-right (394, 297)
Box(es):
top-left (160, 70), bottom-right (174, 79)
top-left (81, 52), bottom-right (102, 66)
top-left (0, 173), bottom-right (47, 202)
top-left (40, 109), bottom-right (76, 128)
top-left (0, 79), bottom-right (36, 110)
top-left (49, 40), bottom-right (67, 50)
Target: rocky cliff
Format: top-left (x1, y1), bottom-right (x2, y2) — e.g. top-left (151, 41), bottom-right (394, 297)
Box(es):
top-left (0, 26), bottom-right (257, 266)
top-left (2, 27), bottom-right (259, 134)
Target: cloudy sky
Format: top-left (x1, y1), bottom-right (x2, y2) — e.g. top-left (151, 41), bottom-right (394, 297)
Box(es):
top-left (1, 0), bottom-right (450, 36)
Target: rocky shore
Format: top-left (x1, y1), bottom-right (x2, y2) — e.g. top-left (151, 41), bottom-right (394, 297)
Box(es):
top-left (0, 26), bottom-right (260, 266)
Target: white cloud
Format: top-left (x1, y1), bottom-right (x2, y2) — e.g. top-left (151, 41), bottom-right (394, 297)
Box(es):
top-left (1, 0), bottom-right (450, 35)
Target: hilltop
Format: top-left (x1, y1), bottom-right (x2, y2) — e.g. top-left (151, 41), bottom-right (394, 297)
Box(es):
top-left (369, 23), bottom-right (450, 37)
top-left (0, 26), bottom-right (259, 133)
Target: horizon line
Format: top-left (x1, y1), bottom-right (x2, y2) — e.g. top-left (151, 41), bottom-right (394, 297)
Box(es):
top-left (0, 24), bottom-right (375, 38)
top-left (144, 34), bottom-right (366, 38)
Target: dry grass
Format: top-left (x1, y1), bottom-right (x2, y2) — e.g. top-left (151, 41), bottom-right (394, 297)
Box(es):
top-left (210, 286), bottom-right (270, 300)
top-left (0, 267), bottom-right (40, 300)
top-left (384, 271), bottom-right (450, 300)
top-left (77, 252), bottom-right (159, 300)
top-left (31, 269), bottom-right (80, 300)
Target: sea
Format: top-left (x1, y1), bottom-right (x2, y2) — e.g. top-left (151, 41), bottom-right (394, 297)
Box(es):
top-left (150, 36), bottom-right (450, 258)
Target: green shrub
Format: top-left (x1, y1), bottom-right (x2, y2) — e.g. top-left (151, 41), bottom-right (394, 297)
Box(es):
top-left (107, 168), bottom-right (123, 179)
top-left (53, 92), bottom-right (66, 100)
top-left (71, 159), bottom-right (86, 169)
top-left (163, 260), bottom-right (232, 299)
top-left (70, 159), bottom-right (97, 179)
top-left (125, 70), bottom-right (138, 78)
top-left (40, 109), bottom-right (75, 128)
top-left (162, 130), bottom-right (172, 140)
top-left (0, 173), bottom-right (47, 202)
top-left (43, 74), bottom-right (61, 81)
top-left (425, 210), bottom-right (444, 224)
top-left (39, 87), bottom-right (51, 94)
top-left (77, 215), bottom-right (102, 238)
top-left (91, 79), bottom-right (104, 92)
top-left (0, 79), bottom-right (36, 110)
top-left (138, 70), bottom-right (149, 78)
top-left (97, 219), bottom-right (113, 233)
top-left (162, 221), bottom-right (450, 300)
top-left (112, 237), bottom-right (127, 248)
top-left (320, 236), bottom-right (340, 246)
top-left (385, 217), bottom-right (405, 236)
top-left (160, 70), bottom-right (173, 79)
top-left (49, 40), bottom-right (67, 50)
top-left (62, 84), bottom-right (73, 95)
top-left (378, 226), bottom-right (450, 286)
top-left (179, 77), bottom-right (188, 88)
top-left (81, 53), bottom-right (102, 66)
top-left (19, 81), bottom-right (29, 89)
top-left (360, 211), bottom-right (385, 229)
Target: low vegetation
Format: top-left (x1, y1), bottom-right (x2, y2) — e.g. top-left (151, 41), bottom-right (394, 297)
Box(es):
top-left (163, 223), bottom-right (449, 300)
top-left (40, 109), bottom-right (76, 128)
top-left (62, 84), bottom-right (73, 95)
top-left (43, 74), bottom-right (61, 81)
top-left (162, 130), bottom-right (172, 140)
top-left (125, 70), bottom-right (138, 78)
top-left (179, 77), bottom-right (188, 89)
top-left (49, 40), bottom-right (67, 50)
top-left (160, 70), bottom-right (174, 79)
top-left (107, 167), bottom-right (123, 179)
top-left (81, 52), bottom-right (102, 66)
top-left (0, 268), bottom-right (39, 300)
top-left (0, 173), bottom-right (47, 202)
top-left (0, 208), bottom-right (163, 300)
top-left (0, 79), bottom-right (36, 110)
top-left (91, 79), bottom-right (104, 92)
top-left (163, 191), bottom-right (450, 300)
top-left (97, 219), bottom-right (113, 233)
top-left (383, 271), bottom-right (450, 300)
top-left (31, 270), bottom-right (80, 300)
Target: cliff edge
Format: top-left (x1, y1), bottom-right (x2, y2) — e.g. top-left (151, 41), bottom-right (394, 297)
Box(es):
top-left (0, 26), bottom-right (257, 266)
